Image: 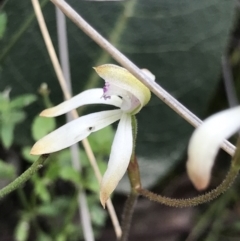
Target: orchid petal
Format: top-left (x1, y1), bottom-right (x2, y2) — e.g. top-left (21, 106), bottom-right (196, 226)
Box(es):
top-left (100, 113), bottom-right (132, 207)
top-left (40, 88), bottom-right (122, 117)
top-left (94, 64), bottom-right (151, 114)
top-left (187, 106), bottom-right (240, 190)
top-left (30, 109), bottom-right (122, 155)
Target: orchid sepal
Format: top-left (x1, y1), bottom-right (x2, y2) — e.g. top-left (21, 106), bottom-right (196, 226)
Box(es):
top-left (100, 113), bottom-right (133, 207)
top-left (187, 106), bottom-right (240, 190)
top-left (40, 88), bottom-right (122, 117)
top-left (31, 110), bottom-right (122, 155)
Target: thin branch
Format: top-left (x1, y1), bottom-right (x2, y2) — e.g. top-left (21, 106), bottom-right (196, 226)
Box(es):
top-left (55, 7), bottom-right (95, 241)
top-left (222, 55), bottom-right (238, 107)
top-left (0, 155), bottom-right (49, 199)
top-left (120, 193), bottom-right (138, 241)
top-left (50, 0), bottom-right (235, 157)
top-left (31, 0), bottom-right (122, 238)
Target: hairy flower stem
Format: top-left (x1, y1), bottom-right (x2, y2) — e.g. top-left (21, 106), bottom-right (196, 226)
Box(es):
top-left (138, 140), bottom-right (240, 207)
top-left (0, 154), bottom-right (49, 199)
top-left (128, 116), bottom-right (141, 192)
top-left (120, 192), bottom-right (138, 241)
top-left (138, 167), bottom-right (237, 207)
top-left (120, 116), bottom-right (140, 241)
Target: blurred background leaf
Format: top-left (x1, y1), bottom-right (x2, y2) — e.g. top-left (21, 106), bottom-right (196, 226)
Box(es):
top-left (0, 158), bottom-right (16, 180)
top-left (0, 0), bottom-right (235, 190)
top-left (0, 11), bottom-right (7, 39)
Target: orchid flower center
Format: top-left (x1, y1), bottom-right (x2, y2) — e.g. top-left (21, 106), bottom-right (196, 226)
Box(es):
top-left (103, 82), bottom-right (140, 113)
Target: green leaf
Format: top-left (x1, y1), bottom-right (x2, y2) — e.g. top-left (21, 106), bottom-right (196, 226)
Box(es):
top-left (36, 198), bottom-right (69, 217)
top-left (1, 110), bottom-right (26, 124)
top-left (10, 94), bottom-right (37, 109)
top-left (33, 176), bottom-right (51, 202)
top-left (21, 146), bottom-right (37, 163)
top-left (9, 110), bottom-right (26, 124)
top-left (88, 125), bottom-right (114, 154)
top-left (1, 123), bottom-right (14, 148)
top-left (89, 203), bottom-right (106, 227)
top-left (0, 12), bottom-right (7, 39)
top-left (87, 195), bottom-right (107, 227)
top-left (0, 159), bottom-right (16, 179)
top-left (14, 218), bottom-right (30, 241)
top-left (0, 92), bottom-right (10, 112)
top-left (82, 158), bottom-right (107, 192)
top-left (36, 232), bottom-right (52, 241)
top-left (59, 166), bottom-right (81, 185)
top-left (0, 0), bottom-right (236, 189)
top-left (37, 204), bottom-right (60, 217)
top-left (32, 116), bottom-right (56, 141)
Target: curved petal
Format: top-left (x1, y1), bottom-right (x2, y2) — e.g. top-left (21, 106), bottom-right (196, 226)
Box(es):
top-left (100, 113), bottom-right (132, 207)
top-left (40, 88), bottom-right (122, 117)
top-left (30, 109), bottom-right (122, 155)
top-left (187, 106), bottom-right (240, 190)
top-left (94, 64), bottom-right (151, 114)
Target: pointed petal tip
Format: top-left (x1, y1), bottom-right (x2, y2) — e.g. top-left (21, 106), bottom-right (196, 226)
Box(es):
top-left (30, 145), bottom-right (42, 156)
top-left (30, 141), bottom-right (50, 156)
top-left (100, 176), bottom-right (118, 209)
top-left (186, 158), bottom-right (210, 191)
top-left (100, 182), bottom-right (112, 209)
top-left (189, 173), bottom-right (209, 191)
top-left (100, 193), bottom-right (107, 209)
top-left (40, 108), bottom-right (54, 117)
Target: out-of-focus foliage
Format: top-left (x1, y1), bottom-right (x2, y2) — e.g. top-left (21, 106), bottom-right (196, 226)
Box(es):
top-left (13, 97), bottom-right (110, 241)
top-left (0, 158), bottom-right (16, 180)
top-left (0, 0), bottom-right (238, 240)
top-left (0, 11), bottom-right (7, 39)
top-left (0, 89), bottom-right (36, 148)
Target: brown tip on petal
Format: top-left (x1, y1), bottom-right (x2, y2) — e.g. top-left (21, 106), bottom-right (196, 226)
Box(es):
top-left (39, 109), bottom-right (53, 117)
top-left (187, 159), bottom-right (210, 191)
top-left (39, 109), bottom-right (48, 117)
top-left (30, 143), bottom-right (45, 156)
top-left (100, 191), bottom-right (108, 209)
top-left (190, 173), bottom-right (209, 190)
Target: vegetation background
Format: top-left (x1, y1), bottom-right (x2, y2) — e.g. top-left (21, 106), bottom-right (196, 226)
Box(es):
top-left (0, 0), bottom-right (240, 240)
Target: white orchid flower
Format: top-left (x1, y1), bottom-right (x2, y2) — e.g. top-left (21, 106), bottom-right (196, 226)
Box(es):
top-left (30, 64), bottom-right (153, 206)
top-left (187, 106), bottom-right (240, 190)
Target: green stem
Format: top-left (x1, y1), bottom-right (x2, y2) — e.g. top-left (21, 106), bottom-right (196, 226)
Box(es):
top-left (120, 116), bottom-right (140, 240)
top-left (138, 165), bottom-right (238, 207)
top-left (127, 116), bottom-right (141, 191)
top-left (120, 192), bottom-right (138, 241)
top-left (0, 154), bottom-right (49, 199)
top-left (137, 135), bottom-right (240, 207)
